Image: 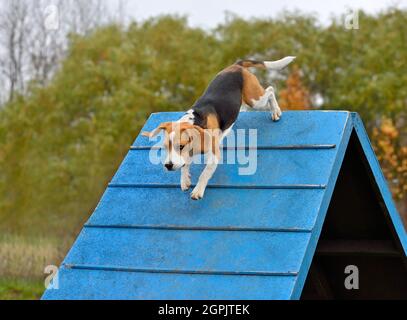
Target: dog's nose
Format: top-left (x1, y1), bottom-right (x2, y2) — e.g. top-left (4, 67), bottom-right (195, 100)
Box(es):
top-left (165, 163), bottom-right (174, 171)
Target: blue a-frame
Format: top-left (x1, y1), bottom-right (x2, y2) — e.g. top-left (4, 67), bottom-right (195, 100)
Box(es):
top-left (42, 111), bottom-right (407, 299)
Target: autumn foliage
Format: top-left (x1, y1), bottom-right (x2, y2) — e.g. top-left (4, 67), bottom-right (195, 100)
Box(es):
top-left (279, 67), bottom-right (407, 224)
top-left (1, 11), bottom-right (406, 240)
top-left (373, 118), bottom-right (407, 200)
top-left (279, 66), bottom-right (312, 110)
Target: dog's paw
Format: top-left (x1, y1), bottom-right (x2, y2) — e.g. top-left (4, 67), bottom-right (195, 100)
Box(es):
top-left (181, 180), bottom-right (191, 191)
top-left (181, 174), bottom-right (191, 191)
top-left (271, 106), bottom-right (282, 121)
top-left (190, 185), bottom-right (205, 200)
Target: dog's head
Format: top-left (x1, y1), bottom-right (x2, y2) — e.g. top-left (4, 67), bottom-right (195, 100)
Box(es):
top-left (142, 122), bottom-right (211, 171)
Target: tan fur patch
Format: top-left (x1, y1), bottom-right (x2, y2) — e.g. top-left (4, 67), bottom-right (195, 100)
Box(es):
top-left (211, 133), bottom-right (220, 156)
top-left (206, 114), bottom-right (220, 130)
top-left (221, 64), bottom-right (242, 73)
top-left (239, 61), bottom-right (265, 68)
top-left (241, 68), bottom-right (265, 107)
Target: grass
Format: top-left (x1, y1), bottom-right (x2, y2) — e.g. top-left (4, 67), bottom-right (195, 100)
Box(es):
top-left (0, 234), bottom-right (72, 300)
top-left (0, 234), bottom-right (67, 279)
top-left (0, 278), bottom-right (44, 300)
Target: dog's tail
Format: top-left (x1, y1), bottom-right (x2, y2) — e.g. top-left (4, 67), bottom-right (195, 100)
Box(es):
top-left (236, 56), bottom-right (296, 70)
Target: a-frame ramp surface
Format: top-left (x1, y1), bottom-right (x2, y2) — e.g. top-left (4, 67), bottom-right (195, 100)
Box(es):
top-left (42, 111), bottom-right (407, 300)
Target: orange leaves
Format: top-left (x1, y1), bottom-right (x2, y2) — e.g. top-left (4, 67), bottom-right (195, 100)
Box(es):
top-left (373, 117), bottom-right (407, 200)
top-left (279, 66), bottom-right (312, 110)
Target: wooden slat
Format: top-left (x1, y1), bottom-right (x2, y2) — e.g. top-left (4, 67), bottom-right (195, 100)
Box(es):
top-left (64, 228), bottom-right (311, 274)
top-left (42, 266), bottom-right (297, 300)
top-left (110, 148), bottom-right (336, 187)
top-left (87, 188), bottom-right (325, 231)
top-left (108, 183), bottom-right (326, 189)
top-left (134, 111), bottom-right (348, 148)
top-left (316, 240), bottom-right (399, 256)
top-left (64, 264), bottom-right (297, 276)
top-left (130, 144), bottom-right (336, 150)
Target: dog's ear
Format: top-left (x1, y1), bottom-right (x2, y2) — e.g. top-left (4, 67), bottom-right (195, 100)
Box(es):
top-left (142, 122), bottom-right (172, 138)
top-left (183, 126), bottom-right (214, 153)
top-left (193, 125), bottom-right (205, 134)
top-left (182, 125), bottom-right (202, 141)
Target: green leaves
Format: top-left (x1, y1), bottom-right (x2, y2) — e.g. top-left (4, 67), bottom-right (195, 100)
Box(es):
top-left (0, 10), bottom-right (406, 237)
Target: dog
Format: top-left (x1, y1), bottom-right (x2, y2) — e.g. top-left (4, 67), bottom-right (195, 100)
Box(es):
top-left (142, 56), bottom-right (295, 200)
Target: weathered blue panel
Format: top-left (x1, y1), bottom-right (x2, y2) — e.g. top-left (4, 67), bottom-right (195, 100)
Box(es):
top-left (87, 187), bottom-right (325, 231)
top-left (44, 110), bottom-right (406, 300)
top-left (64, 228), bottom-right (310, 274)
top-left (110, 148), bottom-right (335, 187)
top-left (134, 111), bottom-right (349, 148)
top-left (290, 111), bottom-right (353, 299)
top-left (42, 267), bottom-right (296, 300)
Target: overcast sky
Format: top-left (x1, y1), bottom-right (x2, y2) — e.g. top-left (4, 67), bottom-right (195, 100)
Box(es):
top-left (112, 0), bottom-right (406, 28)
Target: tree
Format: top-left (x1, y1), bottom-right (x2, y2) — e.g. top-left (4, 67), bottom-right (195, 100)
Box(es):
top-left (372, 117), bottom-right (407, 224)
top-left (278, 66), bottom-right (312, 110)
top-left (0, 0), bottom-right (126, 104)
top-left (0, 9), bottom-right (406, 248)
top-left (0, 0), bottom-right (29, 101)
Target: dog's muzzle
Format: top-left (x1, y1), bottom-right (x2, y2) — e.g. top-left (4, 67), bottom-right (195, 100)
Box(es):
top-left (165, 163), bottom-right (174, 171)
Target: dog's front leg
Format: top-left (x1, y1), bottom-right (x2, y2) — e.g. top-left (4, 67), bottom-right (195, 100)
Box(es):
top-left (180, 164), bottom-right (191, 191)
top-left (190, 155), bottom-right (218, 200)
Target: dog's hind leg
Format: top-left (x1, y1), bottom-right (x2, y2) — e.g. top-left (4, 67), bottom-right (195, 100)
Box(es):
top-left (241, 69), bottom-right (282, 121)
top-left (265, 86), bottom-right (282, 121)
top-left (250, 86), bottom-right (282, 121)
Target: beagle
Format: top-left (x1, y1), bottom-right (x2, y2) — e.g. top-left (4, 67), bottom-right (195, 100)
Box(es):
top-left (142, 56), bottom-right (295, 200)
